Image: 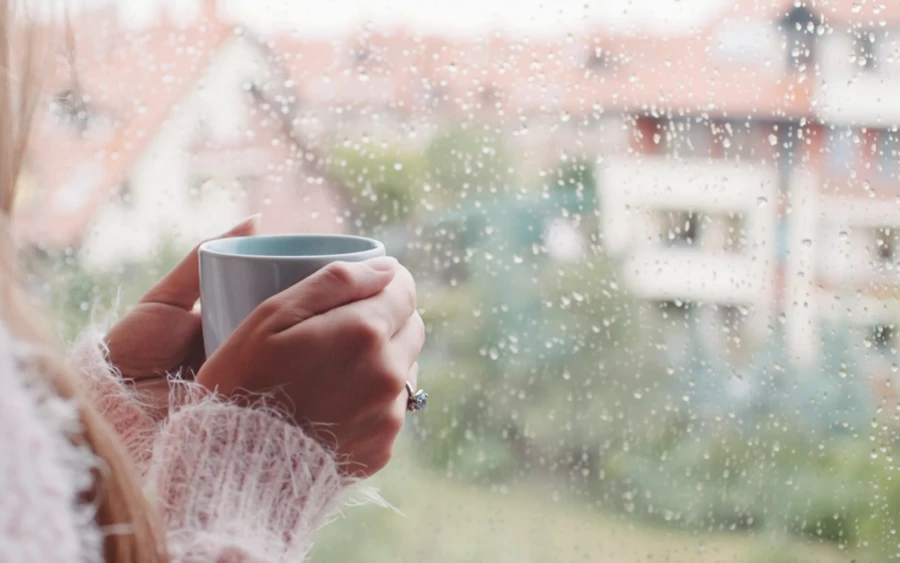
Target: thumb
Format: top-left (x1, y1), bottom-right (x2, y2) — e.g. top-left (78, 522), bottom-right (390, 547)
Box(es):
top-left (265, 257), bottom-right (398, 331)
top-left (141, 214), bottom-right (261, 310)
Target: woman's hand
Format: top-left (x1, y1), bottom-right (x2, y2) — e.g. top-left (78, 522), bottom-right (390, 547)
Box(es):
top-left (105, 216), bottom-right (260, 382)
top-left (196, 258), bottom-right (425, 478)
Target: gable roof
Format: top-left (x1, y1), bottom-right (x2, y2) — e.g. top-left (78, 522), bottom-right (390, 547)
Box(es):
top-left (17, 0), bottom-right (891, 248)
top-left (18, 2), bottom-right (235, 247)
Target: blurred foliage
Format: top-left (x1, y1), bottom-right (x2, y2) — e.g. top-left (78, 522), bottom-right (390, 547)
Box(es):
top-left (424, 125), bottom-right (514, 202)
top-left (330, 143), bottom-right (427, 233)
top-left (545, 156), bottom-right (599, 218)
top-left (34, 238), bottom-right (184, 341)
top-left (330, 125), bottom-right (515, 236)
top-left (311, 453), bottom-right (849, 563)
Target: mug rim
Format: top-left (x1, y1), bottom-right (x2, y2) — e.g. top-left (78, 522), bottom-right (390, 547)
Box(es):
top-left (199, 234), bottom-right (385, 261)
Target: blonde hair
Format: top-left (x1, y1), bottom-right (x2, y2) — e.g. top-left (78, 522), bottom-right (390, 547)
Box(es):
top-left (0, 2), bottom-right (167, 561)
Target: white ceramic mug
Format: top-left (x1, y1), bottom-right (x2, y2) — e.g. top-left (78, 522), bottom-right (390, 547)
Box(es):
top-left (199, 234), bottom-right (385, 354)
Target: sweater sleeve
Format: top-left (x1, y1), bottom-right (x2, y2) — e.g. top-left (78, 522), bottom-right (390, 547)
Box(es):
top-left (68, 326), bottom-right (159, 476)
top-left (148, 402), bottom-right (344, 562)
top-left (0, 329), bottom-right (103, 563)
top-left (69, 327), bottom-right (346, 561)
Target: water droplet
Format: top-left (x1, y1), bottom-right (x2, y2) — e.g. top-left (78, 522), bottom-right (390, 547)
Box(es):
top-left (864, 180), bottom-right (875, 198)
top-left (768, 134), bottom-right (778, 146)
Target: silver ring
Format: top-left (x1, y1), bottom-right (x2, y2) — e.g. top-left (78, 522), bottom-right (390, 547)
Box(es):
top-left (405, 381), bottom-right (428, 412)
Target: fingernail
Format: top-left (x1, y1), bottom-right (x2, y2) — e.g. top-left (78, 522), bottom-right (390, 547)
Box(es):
top-left (225, 213), bottom-right (262, 235)
top-left (368, 256), bottom-right (398, 272)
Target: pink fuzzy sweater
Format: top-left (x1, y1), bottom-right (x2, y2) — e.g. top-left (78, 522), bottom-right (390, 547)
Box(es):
top-left (0, 324), bottom-right (352, 563)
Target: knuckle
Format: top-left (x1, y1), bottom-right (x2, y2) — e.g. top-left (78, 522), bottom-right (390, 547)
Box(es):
top-left (373, 364), bottom-right (406, 396)
top-left (347, 312), bottom-right (386, 348)
top-left (321, 261), bottom-right (356, 287)
top-left (253, 297), bottom-right (282, 322)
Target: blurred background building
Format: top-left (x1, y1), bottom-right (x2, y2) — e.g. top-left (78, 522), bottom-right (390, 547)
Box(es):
top-left (20, 0), bottom-right (900, 366)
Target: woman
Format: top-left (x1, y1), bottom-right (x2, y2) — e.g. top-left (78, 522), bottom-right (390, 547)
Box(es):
top-left (0, 3), bottom-right (425, 562)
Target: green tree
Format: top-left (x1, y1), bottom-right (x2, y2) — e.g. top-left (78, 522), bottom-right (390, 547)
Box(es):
top-left (409, 188), bottom-right (669, 491)
top-left (330, 143), bottom-right (426, 233)
top-left (35, 238), bottom-right (184, 340)
top-left (547, 156), bottom-right (598, 218)
top-left (424, 125), bottom-right (514, 205)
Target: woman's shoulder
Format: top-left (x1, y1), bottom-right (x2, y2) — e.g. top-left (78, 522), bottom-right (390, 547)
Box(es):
top-left (0, 320), bottom-right (104, 563)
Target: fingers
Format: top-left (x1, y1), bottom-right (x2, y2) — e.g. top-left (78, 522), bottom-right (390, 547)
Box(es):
top-left (324, 265), bottom-right (416, 339)
top-left (264, 258), bottom-right (399, 331)
top-left (141, 214), bottom-right (260, 310)
top-left (391, 313), bottom-right (425, 371)
top-left (406, 361), bottom-right (419, 391)
top-left (355, 363), bottom-right (419, 478)
top-left (390, 362), bottom-right (419, 430)
top-left (379, 267), bottom-right (418, 336)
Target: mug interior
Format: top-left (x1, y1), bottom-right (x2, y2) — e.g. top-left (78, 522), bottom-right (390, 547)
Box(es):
top-left (200, 234), bottom-right (382, 258)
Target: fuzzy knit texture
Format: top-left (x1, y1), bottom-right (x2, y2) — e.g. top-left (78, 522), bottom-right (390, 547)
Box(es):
top-left (0, 324), bottom-right (103, 563)
top-left (0, 324), bottom-right (351, 563)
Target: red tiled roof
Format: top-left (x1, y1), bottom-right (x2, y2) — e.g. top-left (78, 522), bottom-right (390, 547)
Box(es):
top-left (17, 0), bottom-right (886, 247)
top-left (20, 3), bottom-right (235, 247)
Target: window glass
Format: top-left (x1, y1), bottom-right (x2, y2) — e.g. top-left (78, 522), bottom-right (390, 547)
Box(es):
top-left (880, 129), bottom-right (900, 180)
top-left (24, 1), bottom-right (900, 562)
top-left (826, 126), bottom-right (857, 178)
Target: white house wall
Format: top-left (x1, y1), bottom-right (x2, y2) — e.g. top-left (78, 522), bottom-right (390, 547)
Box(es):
top-left (784, 170), bottom-right (818, 367)
top-left (78, 37), bottom-right (282, 271)
top-left (817, 195), bottom-right (900, 286)
top-left (601, 156), bottom-right (778, 305)
top-left (815, 30), bottom-right (900, 126)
